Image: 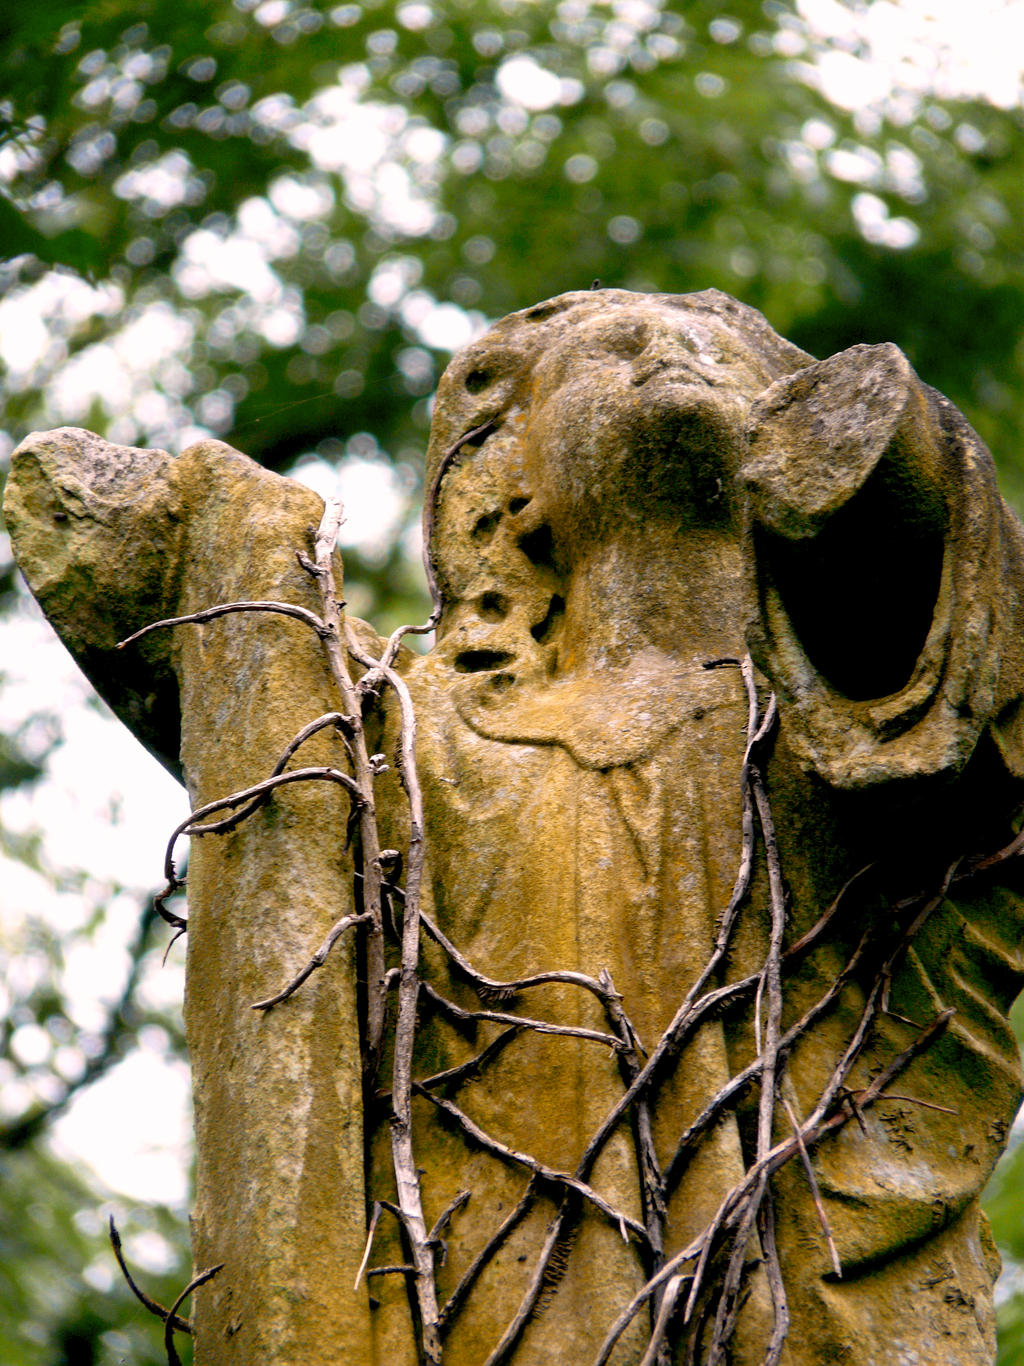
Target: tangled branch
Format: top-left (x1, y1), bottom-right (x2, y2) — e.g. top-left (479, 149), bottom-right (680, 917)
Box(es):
top-left (122, 493), bottom-right (1000, 1366)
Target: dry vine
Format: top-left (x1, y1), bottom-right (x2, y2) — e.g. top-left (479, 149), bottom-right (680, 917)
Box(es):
top-left (114, 476), bottom-right (1017, 1366)
top-left (108, 1215), bottom-right (222, 1363)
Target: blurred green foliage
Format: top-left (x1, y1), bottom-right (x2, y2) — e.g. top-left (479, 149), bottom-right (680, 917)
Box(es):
top-left (3, 1), bottom-right (1024, 1361)
top-left (1, 1145), bottom-right (191, 1366)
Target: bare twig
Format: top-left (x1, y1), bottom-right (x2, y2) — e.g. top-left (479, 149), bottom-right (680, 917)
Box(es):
top-left (781, 1097), bottom-right (841, 1278)
top-left (708, 755), bottom-right (786, 1358)
top-left (574, 971), bottom-right (760, 1190)
top-left (419, 908), bottom-right (621, 1010)
top-left (152, 765), bottom-right (364, 939)
top-left (758, 1192), bottom-right (790, 1366)
top-left (345, 624), bottom-right (442, 1361)
top-left (416, 1087), bottom-right (648, 1245)
top-left (419, 980), bottom-right (626, 1051)
top-left (483, 1197), bottom-right (575, 1366)
top-left (414, 1026), bottom-right (524, 1093)
top-left (185, 711), bottom-right (356, 838)
top-left (300, 499), bottom-right (389, 1087)
top-left (594, 969), bottom-right (667, 1295)
top-left (704, 1167), bottom-right (768, 1360)
top-left (663, 915), bottom-right (875, 1191)
top-left (428, 1189), bottom-right (472, 1261)
top-left (699, 687), bottom-right (784, 1359)
top-left (638, 1273), bottom-right (689, 1366)
top-left (785, 864), bottom-right (874, 959)
top-left (871, 1093), bottom-right (956, 1115)
top-left (108, 1216), bottom-right (191, 1334)
top-left (163, 765), bottom-right (361, 882)
top-left (118, 599), bottom-right (328, 648)
top-left (809, 1009), bottom-right (955, 1145)
top-left (591, 1010), bottom-right (953, 1366)
top-left (163, 1263), bottom-right (224, 1366)
top-left (438, 1180), bottom-right (539, 1334)
top-left (714, 657), bottom-right (768, 951)
top-left (958, 823), bottom-right (1024, 877)
top-left (152, 877), bottom-right (188, 934)
top-left (179, 765), bottom-right (360, 840)
top-left (251, 911), bottom-right (375, 1010)
top-left (598, 879), bottom-right (961, 1366)
top-left (354, 1202), bottom-right (384, 1291)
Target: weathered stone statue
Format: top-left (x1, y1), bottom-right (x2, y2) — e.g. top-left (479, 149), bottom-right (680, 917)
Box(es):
top-left (6, 289), bottom-right (1024, 1366)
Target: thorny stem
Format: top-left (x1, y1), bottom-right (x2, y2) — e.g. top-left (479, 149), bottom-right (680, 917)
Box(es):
top-left (662, 891), bottom-right (877, 1192)
top-left (758, 1193), bottom-right (790, 1366)
top-left (413, 1026), bottom-right (524, 1093)
top-left (604, 973), bottom-right (667, 1316)
top-left (437, 1179), bottom-right (539, 1334)
top-left (428, 1189), bottom-right (472, 1250)
top-left (781, 1095), bottom-right (842, 1279)
top-left (419, 980), bottom-right (627, 1051)
top-left (167, 766), bottom-right (360, 873)
top-left (149, 766), bottom-right (363, 935)
top-left (348, 418), bottom-right (504, 673)
top-left (302, 497), bottom-right (390, 1087)
top-left (108, 1216), bottom-right (191, 1335)
top-left (705, 735), bottom-right (788, 1364)
top-left (149, 764), bottom-right (364, 936)
top-left (638, 1273), bottom-right (689, 1366)
top-left (483, 1196), bottom-right (575, 1366)
top-left (116, 599), bottom-right (330, 649)
top-left (183, 711), bottom-right (356, 838)
top-left (251, 910), bottom-right (375, 1010)
top-left (419, 906), bottom-right (626, 1009)
top-left (344, 622), bottom-right (442, 1362)
top-left (590, 1008), bottom-right (954, 1366)
top-left (163, 1263), bottom-right (224, 1366)
top-left (416, 1086), bottom-right (648, 1244)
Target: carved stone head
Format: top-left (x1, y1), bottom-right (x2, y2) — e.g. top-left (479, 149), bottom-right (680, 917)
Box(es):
top-left (425, 288), bottom-right (811, 675)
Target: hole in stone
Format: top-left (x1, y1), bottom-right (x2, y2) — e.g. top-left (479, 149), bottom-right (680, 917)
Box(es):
top-left (531, 594), bottom-right (565, 644)
top-left (508, 496), bottom-right (530, 515)
top-left (471, 511), bottom-right (501, 544)
top-left (454, 649), bottom-right (516, 673)
top-left (757, 454), bottom-right (945, 701)
top-left (479, 592), bottom-right (509, 622)
top-left (518, 523), bottom-right (556, 572)
top-left (525, 301), bottom-right (566, 323)
top-left (465, 368), bottom-right (491, 394)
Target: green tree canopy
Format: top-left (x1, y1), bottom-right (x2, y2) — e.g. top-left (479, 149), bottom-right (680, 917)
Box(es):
top-left (2, 0), bottom-right (1023, 506)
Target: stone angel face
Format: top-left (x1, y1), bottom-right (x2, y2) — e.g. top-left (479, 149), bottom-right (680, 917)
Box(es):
top-left (426, 290), bottom-right (812, 684)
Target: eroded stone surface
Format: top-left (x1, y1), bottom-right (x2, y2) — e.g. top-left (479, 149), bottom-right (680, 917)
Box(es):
top-left (6, 289), bottom-right (1024, 1365)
